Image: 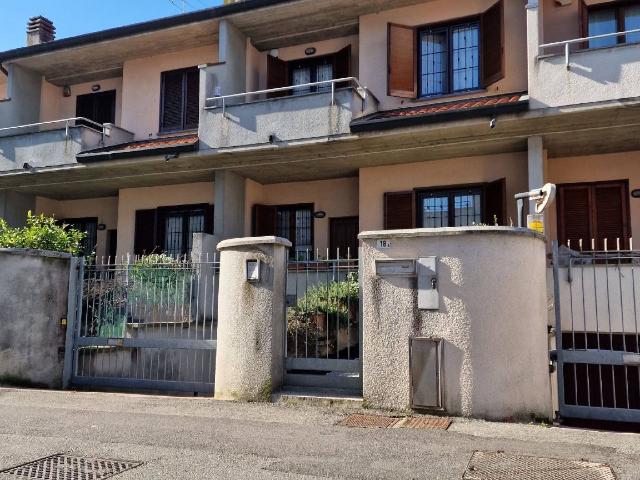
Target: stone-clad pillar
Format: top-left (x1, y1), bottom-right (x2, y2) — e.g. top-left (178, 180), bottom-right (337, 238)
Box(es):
top-left (214, 236), bottom-right (291, 401)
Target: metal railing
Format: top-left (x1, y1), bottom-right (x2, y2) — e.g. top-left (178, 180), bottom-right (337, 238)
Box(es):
top-left (0, 117), bottom-right (106, 139)
top-left (540, 28), bottom-right (640, 68)
top-left (205, 77), bottom-right (369, 115)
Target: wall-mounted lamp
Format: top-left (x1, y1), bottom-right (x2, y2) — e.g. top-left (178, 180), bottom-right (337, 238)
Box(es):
top-left (246, 259), bottom-right (261, 283)
top-left (91, 84), bottom-right (101, 92)
top-left (97, 224), bottom-right (106, 231)
top-left (313, 211), bottom-right (326, 219)
top-left (305, 47), bottom-right (317, 56)
top-left (632, 189), bottom-right (640, 198)
top-left (62, 86), bottom-right (71, 97)
top-left (165, 153), bottom-right (180, 162)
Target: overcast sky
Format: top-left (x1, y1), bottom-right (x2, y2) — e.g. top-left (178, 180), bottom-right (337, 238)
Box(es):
top-left (1, 0), bottom-right (223, 52)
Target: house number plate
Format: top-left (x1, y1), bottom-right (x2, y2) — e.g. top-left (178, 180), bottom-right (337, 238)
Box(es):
top-left (377, 240), bottom-right (392, 249)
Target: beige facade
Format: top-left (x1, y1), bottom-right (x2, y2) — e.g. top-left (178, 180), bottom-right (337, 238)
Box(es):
top-left (359, 0), bottom-right (528, 111)
top-left (35, 196), bottom-right (118, 259)
top-left (245, 177), bottom-right (359, 253)
top-left (116, 182), bottom-right (215, 258)
top-left (359, 153), bottom-right (528, 232)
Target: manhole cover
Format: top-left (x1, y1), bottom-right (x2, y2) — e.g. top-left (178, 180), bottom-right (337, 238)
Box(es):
top-left (0, 454), bottom-right (143, 480)
top-left (463, 451), bottom-right (616, 480)
top-left (398, 416), bottom-right (452, 430)
top-left (337, 414), bottom-right (401, 428)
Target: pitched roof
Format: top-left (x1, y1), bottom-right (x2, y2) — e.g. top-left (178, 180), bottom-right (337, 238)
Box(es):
top-left (351, 92), bottom-right (528, 132)
top-left (77, 134), bottom-right (199, 162)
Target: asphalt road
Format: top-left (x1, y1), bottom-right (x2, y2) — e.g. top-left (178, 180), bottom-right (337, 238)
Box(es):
top-left (0, 388), bottom-right (638, 479)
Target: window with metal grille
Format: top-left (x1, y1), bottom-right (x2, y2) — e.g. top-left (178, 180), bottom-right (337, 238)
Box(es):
top-left (159, 66), bottom-right (200, 133)
top-left (61, 217), bottom-right (98, 257)
top-left (417, 187), bottom-right (483, 228)
top-left (275, 205), bottom-right (313, 260)
top-left (161, 206), bottom-right (208, 257)
top-left (586, 2), bottom-right (640, 49)
top-left (419, 21), bottom-right (480, 96)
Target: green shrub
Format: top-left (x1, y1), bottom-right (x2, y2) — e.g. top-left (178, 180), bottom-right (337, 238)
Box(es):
top-left (0, 211), bottom-right (85, 255)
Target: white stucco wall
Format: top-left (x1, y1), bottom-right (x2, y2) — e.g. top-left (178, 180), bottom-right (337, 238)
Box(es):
top-left (359, 227), bottom-right (552, 420)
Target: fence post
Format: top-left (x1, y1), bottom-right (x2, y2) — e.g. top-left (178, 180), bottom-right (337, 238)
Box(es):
top-left (214, 236), bottom-right (291, 401)
top-left (62, 256), bottom-right (80, 389)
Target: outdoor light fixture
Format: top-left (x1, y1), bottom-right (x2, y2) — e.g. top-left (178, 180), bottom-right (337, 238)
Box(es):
top-left (22, 162), bottom-right (34, 171)
top-left (305, 47), bottom-right (317, 56)
top-left (313, 211), bottom-right (326, 219)
top-left (62, 86), bottom-right (71, 97)
top-left (91, 84), bottom-right (101, 92)
top-left (632, 189), bottom-right (640, 198)
top-left (164, 153), bottom-right (179, 162)
top-left (246, 259), bottom-right (260, 283)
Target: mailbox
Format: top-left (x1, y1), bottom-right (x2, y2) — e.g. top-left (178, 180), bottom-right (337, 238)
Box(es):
top-left (417, 257), bottom-right (439, 310)
top-left (246, 259), bottom-right (260, 283)
top-left (375, 259), bottom-right (416, 277)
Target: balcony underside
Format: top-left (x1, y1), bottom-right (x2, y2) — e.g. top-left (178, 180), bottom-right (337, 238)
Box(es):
top-left (1, 97), bottom-right (639, 200)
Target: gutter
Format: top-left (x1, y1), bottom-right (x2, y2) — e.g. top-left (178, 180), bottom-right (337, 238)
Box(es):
top-left (350, 98), bottom-right (530, 133)
top-left (0, 0), bottom-right (299, 63)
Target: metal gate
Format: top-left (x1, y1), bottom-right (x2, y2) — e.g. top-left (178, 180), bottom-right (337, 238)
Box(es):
top-left (284, 250), bottom-right (362, 393)
top-left (67, 254), bottom-right (218, 394)
top-left (552, 242), bottom-right (640, 422)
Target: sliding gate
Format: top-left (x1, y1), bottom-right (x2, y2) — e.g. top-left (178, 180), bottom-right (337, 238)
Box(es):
top-left (69, 254), bottom-right (218, 394)
top-left (284, 251), bottom-right (362, 393)
top-left (552, 243), bottom-right (640, 422)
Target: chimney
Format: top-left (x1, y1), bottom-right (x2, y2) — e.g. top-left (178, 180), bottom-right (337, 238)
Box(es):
top-left (27, 16), bottom-right (55, 46)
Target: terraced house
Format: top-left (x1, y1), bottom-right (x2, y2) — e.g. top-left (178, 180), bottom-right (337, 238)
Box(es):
top-left (1, 0), bottom-right (639, 422)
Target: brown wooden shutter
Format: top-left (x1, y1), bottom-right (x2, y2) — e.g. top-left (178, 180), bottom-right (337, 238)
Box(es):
top-left (253, 204), bottom-right (277, 236)
top-left (267, 55), bottom-right (288, 98)
top-left (483, 178), bottom-right (506, 226)
top-left (134, 209), bottom-right (157, 256)
top-left (558, 185), bottom-right (592, 250)
top-left (333, 45), bottom-right (352, 87)
top-left (594, 182), bottom-right (628, 250)
top-left (384, 191), bottom-right (416, 230)
top-left (481, 0), bottom-right (505, 87)
top-left (329, 216), bottom-right (359, 259)
top-left (160, 70), bottom-right (185, 132)
top-left (185, 68), bottom-right (200, 130)
top-left (387, 23), bottom-right (417, 98)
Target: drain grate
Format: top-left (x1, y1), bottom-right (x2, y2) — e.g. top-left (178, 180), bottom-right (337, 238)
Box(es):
top-left (337, 414), bottom-right (401, 429)
top-left (463, 451), bottom-right (616, 480)
top-left (0, 454), bottom-right (143, 480)
top-left (397, 416), bottom-right (452, 430)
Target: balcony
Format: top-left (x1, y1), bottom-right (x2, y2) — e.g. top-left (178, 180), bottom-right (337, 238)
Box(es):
top-left (531, 29), bottom-right (640, 108)
top-left (199, 77), bottom-right (379, 150)
top-left (0, 118), bottom-right (134, 173)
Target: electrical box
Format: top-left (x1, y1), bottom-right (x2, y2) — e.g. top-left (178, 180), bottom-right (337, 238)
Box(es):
top-left (417, 256), bottom-right (439, 310)
top-left (375, 259), bottom-right (416, 277)
top-left (246, 259), bottom-right (260, 283)
top-left (410, 337), bottom-right (443, 409)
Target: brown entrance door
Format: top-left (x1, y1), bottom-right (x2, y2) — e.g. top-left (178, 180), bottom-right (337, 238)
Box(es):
top-left (330, 216), bottom-right (359, 259)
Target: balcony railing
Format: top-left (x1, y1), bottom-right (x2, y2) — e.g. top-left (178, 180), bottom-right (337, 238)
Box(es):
top-left (205, 77), bottom-right (369, 115)
top-left (0, 118), bottom-right (134, 172)
top-left (540, 28), bottom-right (640, 69)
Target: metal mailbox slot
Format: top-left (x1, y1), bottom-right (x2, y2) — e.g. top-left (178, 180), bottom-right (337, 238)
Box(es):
top-left (417, 256), bottom-right (439, 310)
top-left (375, 259), bottom-right (416, 277)
top-left (410, 337), bottom-right (443, 410)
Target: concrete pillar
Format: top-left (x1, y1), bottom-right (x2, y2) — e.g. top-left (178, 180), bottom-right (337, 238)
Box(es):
top-left (526, 0), bottom-right (544, 109)
top-left (0, 190), bottom-right (36, 227)
top-left (214, 236), bottom-right (290, 401)
top-left (0, 64), bottom-right (42, 129)
top-left (214, 170), bottom-right (246, 241)
top-left (528, 136), bottom-right (547, 214)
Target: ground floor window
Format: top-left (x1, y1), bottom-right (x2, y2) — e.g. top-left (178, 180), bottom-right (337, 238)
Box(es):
top-left (253, 203), bottom-right (314, 259)
top-left (61, 217), bottom-right (98, 257)
top-left (134, 204), bottom-right (213, 257)
top-left (557, 180), bottom-right (630, 251)
top-left (417, 187), bottom-right (483, 228)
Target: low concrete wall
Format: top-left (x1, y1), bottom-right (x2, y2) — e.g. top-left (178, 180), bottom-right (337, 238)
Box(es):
top-left (359, 227), bottom-right (552, 420)
top-left (0, 249), bottom-right (72, 388)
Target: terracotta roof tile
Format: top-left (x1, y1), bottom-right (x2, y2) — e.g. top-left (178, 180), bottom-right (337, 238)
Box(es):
top-left (372, 93), bottom-right (525, 120)
top-left (118, 134), bottom-right (199, 152)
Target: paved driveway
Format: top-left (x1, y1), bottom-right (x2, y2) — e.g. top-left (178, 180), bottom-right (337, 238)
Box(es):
top-left (0, 388), bottom-right (638, 479)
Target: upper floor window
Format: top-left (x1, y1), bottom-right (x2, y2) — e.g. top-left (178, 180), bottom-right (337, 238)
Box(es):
top-left (160, 67), bottom-right (199, 133)
top-left (584, 2), bottom-right (640, 48)
top-left (266, 46), bottom-right (351, 98)
top-left (419, 22), bottom-right (480, 96)
top-left (388, 0), bottom-right (504, 99)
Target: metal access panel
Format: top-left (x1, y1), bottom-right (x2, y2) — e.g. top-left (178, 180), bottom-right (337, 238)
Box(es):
top-left (375, 259), bottom-right (416, 277)
top-left (410, 337), bottom-right (443, 409)
top-left (417, 257), bottom-right (439, 310)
